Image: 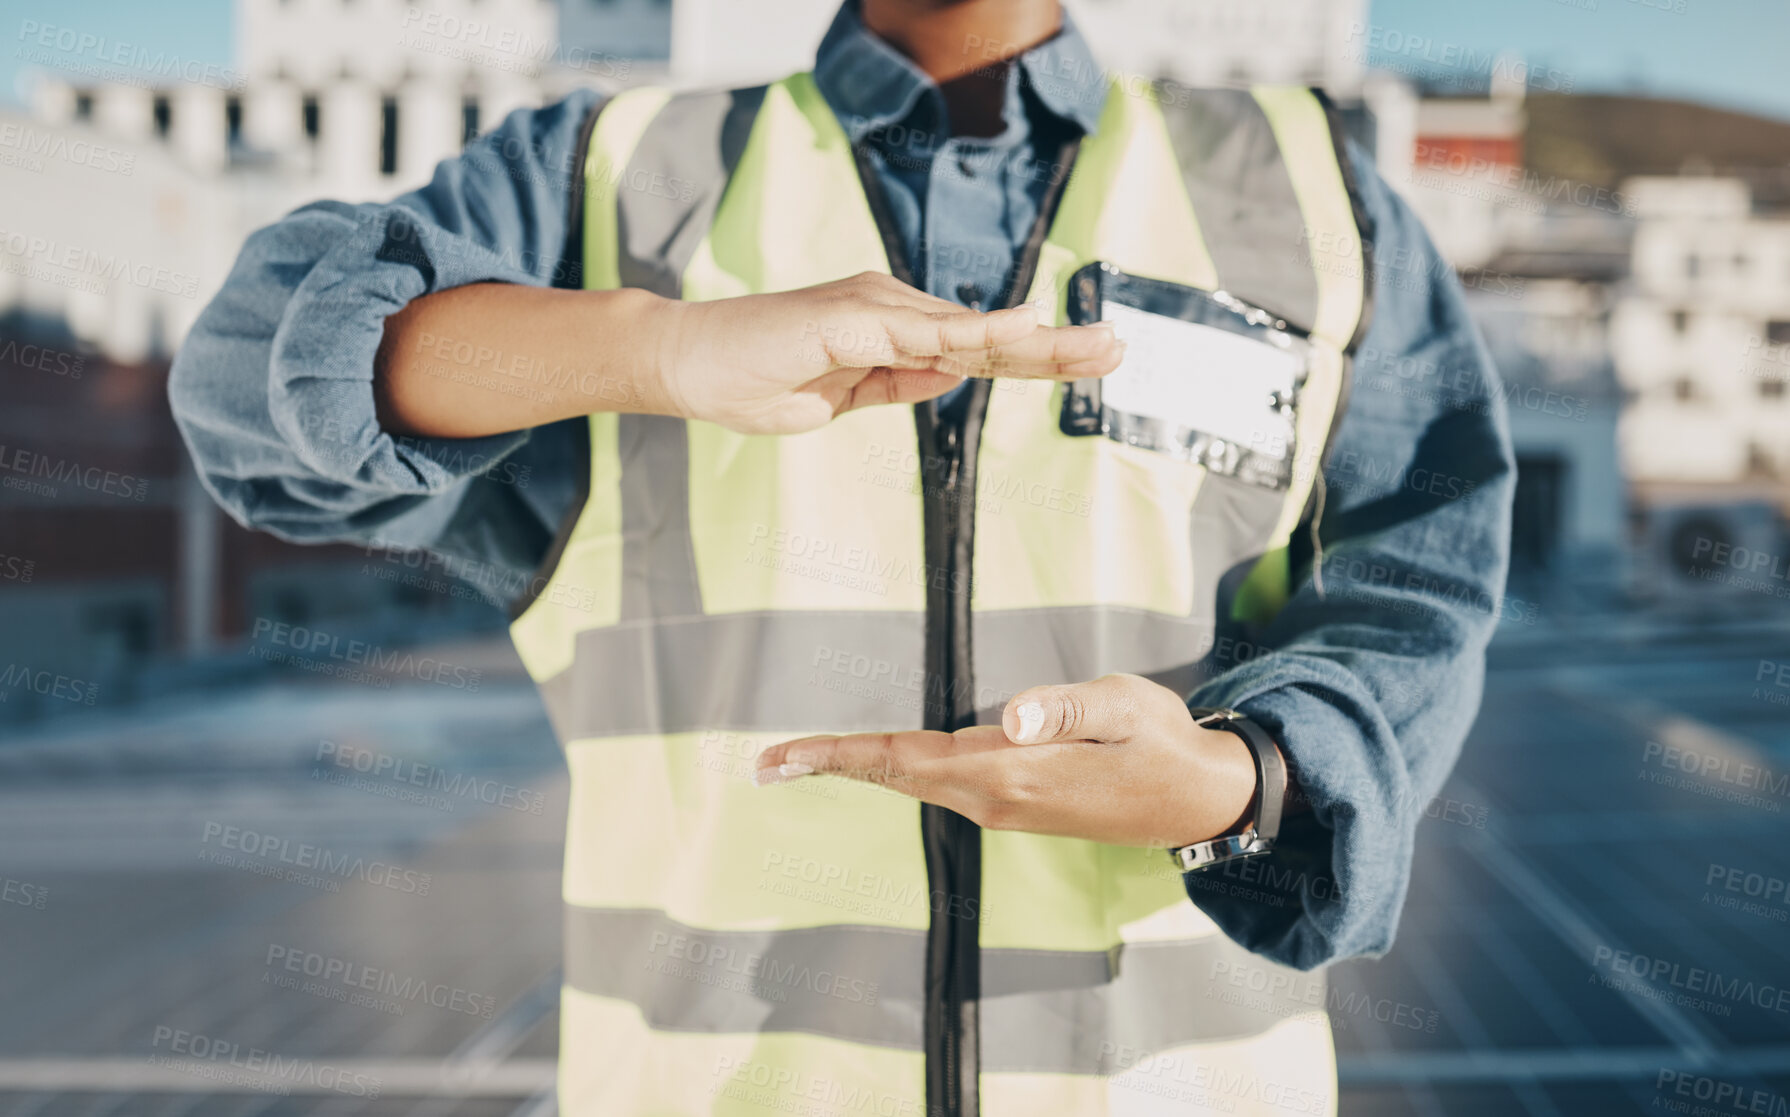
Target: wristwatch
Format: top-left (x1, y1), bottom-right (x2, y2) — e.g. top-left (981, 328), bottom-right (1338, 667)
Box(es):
top-left (1168, 708), bottom-right (1286, 873)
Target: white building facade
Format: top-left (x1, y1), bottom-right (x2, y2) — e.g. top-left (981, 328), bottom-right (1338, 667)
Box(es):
top-left (1612, 176), bottom-right (1790, 484)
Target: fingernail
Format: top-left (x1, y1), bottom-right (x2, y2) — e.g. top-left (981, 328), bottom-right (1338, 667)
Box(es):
top-left (754, 762), bottom-right (815, 787)
top-left (1015, 701), bottom-right (1045, 742)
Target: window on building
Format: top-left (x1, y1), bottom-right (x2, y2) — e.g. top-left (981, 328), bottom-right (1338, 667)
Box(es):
top-left (1672, 377), bottom-right (1696, 401)
top-left (1767, 320), bottom-right (1790, 345)
top-left (1670, 309), bottom-right (1689, 334)
top-left (461, 98), bottom-right (481, 146)
top-left (224, 95), bottom-right (243, 147)
top-left (73, 92), bottom-right (93, 119)
top-left (1746, 442), bottom-right (1777, 479)
top-left (1734, 253), bottom-right (1750, 272)
top-left (1762, 378), bottom-right (1787, 399)
top-left (1509, 454), bottom-right (1565, 576)
top-left (380, 96), bottom-right (400, 175)
top-left (302, 95), bottom-right (320, 140)
top-left (1685, 255), bottom-right (1700, 279)
top-left (152, 95), bottom-right (171, 138)
top-left (85, 601), bottom-right (156, 660)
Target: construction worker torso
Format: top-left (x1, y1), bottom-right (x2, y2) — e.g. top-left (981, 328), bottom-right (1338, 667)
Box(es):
top-left (510, 72), bottom-right (1369, 1117)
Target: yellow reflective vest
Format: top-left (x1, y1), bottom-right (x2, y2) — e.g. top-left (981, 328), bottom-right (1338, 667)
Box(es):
top-left (511, 71), bottom-right (1370, 1117)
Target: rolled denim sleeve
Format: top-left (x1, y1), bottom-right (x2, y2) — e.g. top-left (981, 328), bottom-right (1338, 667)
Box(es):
top-left (168, 89), bottom-right (603, 569)
top-left (1184, 144), bottom-right (1516, 970)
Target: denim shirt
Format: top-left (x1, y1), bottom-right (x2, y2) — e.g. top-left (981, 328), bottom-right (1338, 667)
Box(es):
top-left (169, 3), bottom-right (1515, 972)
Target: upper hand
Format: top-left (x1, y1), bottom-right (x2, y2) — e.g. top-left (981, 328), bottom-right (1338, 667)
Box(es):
top-left (752, 673), bottom-right (1260, 848)
top-left (655, 271), bottom-right (1124, 435)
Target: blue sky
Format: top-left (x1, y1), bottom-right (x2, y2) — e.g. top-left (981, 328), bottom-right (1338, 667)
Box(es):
top-left (3, 0), bottom-right (233, 106)
top-left (3, 0), bottom-right (1788, 121)
top-left (1364, 0), bottom-right (1790, 121)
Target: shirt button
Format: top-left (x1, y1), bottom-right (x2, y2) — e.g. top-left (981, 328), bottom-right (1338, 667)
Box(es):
top-left (955, 281), bottom-right (981, 309)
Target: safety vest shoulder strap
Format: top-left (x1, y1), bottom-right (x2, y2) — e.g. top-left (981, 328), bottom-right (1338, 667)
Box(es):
top-left (1153, 82), bottom-right (1373, 354)
top-left (580, 83), bottom-right (771, 296)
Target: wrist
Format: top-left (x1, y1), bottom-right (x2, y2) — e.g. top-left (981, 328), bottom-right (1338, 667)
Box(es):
top-left (1156, 724), bottom-right (1257, 848)
top-left (643, 292), bottom-right (700, 421)
top-left (586, 288), bottom-right (692, 420)
top-left (1195, 725), bottom-right (1260, 841)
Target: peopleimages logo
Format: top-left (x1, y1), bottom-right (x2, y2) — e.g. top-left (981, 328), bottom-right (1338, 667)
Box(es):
top-left (0, 443), bottom-right (148, 502)
top-left (1656, 1070), bottom-right (1788, 1117)
top-left (1590, 946), bottom-right (1790, 1015)
top-left (248, 619), bottom-right (483, 691)
top-left (0, 122), bottom-right (136, 176)
top-left (1640, 739), bottom-right (1788, 805)
top-left (312, 740), bottom-right (548, 815)
top-left (199, 822), bottom-right (434, 895)
top-left (147, 1027), bottom-right (380, 1098)
top-left (14, 21), bottom-right (245, 90)
top-left (0, 229), bottom-right (201, 298)
top-left (263, 944), bottom-right (497, 1018)
top-left (1691, 538), bottom-right (1790, 583)
top-left (0, 663), bottom-right (98, 706)
top-left (646, 928), bottom-right (881, 1006)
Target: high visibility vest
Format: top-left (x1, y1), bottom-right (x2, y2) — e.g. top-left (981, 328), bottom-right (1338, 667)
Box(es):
top-left (512, 71), bottom-right (1370, 1117)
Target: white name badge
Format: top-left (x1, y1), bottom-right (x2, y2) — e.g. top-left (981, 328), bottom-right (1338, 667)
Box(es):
top-left (1059, 263), bottom-right (1313, 490)
top-left (1099, 302), bottom-right (1300, 461)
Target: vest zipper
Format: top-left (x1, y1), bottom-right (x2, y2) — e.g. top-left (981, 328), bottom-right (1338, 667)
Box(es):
top-left (852, 133), bottom-right (1081, 1117)
top-left (914, 387), bottom-right (989, 1117)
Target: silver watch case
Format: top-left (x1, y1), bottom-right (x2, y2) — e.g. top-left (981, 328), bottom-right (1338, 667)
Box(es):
top-left (1169, 825), bottom-right (1276, 873)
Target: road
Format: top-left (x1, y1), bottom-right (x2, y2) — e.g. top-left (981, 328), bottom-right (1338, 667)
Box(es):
top-left (0, 620), bottom-right (1786, 1116)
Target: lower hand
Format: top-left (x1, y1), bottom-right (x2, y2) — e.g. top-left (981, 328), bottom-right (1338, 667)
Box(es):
top-left (753, 674), bottom-right (1261, 848)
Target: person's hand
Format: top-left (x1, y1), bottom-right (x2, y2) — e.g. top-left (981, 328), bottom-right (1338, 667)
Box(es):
top-left (652, 271), bottom-right (1124, 435)
top-left (752, 674), bottom-right (1262, 848)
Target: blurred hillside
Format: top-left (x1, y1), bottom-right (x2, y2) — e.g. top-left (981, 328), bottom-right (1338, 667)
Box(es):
top-left (1523, 92), bottom-right (1790, 200)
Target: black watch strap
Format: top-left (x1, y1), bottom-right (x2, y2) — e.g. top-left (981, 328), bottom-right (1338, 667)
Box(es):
top-left (1190, 707), bottom-right (1285, 843)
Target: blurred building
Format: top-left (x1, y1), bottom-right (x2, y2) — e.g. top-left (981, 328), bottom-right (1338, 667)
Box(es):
top-left (1388, 68), bottom-right (1530, 269)
top-left (1384, 72), bottom-right (1790, 606)
top-left (1, 0), bottom-right (663, 723)
top-left (1385, 74), bottom-right (1632, 600)
top-left (1612, 176), bottom-right (1790, 484)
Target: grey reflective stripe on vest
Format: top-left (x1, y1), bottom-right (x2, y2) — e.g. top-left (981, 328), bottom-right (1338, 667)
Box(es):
top-left (618, 415), bottom-right (702, 621)
top-left (535, 611), bottom-right (926, 741)
top-left (608, 87), bottom-right (769, 623)
top-left (565, 906), bottom-right (1317, 1072)
top-left (534, 605), bottom-right (1270, 741)
top-left (970, 608), bottom-right (1220, 720)
top-left (615, 85), bottom-right (767, 298)
top-left (1186, 469), bottom-right (1291, 627)
top-left (1158, 87), bottom-right (1320, 331)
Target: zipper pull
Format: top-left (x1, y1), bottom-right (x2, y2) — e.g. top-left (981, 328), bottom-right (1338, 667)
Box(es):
top-left (937, 422), bottom-right (961, 487)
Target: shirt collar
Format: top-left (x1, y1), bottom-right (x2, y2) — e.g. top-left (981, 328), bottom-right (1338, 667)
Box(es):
top-left (812, 1), bottom-right (1107, 148)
